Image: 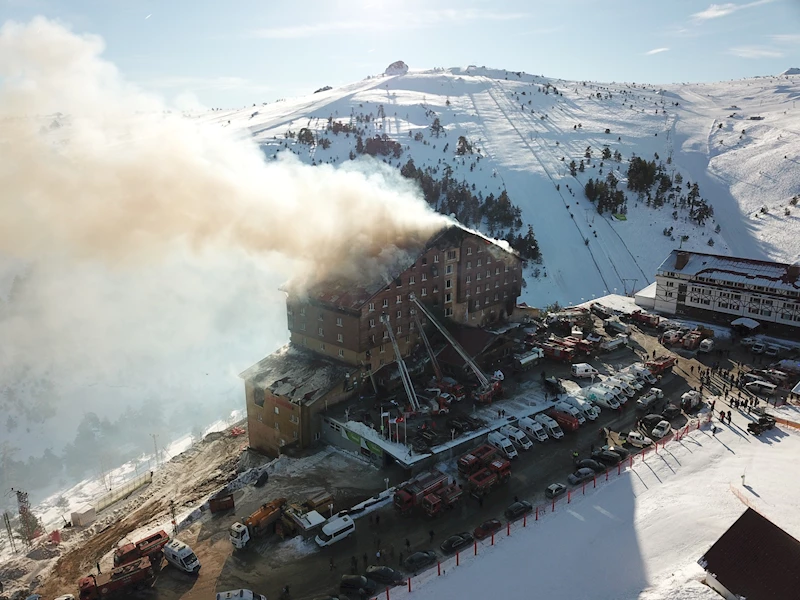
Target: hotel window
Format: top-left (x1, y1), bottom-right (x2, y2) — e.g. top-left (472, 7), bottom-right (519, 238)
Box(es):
top-left (318, 312), bottom-right (324, 321)
top-left (382, 298), bottom-right (389, 308)
top-left (274, 422), bottom-right (280, 431)
top-left (336, 317), bottom-right (342, 327)
top-left (337, 349), bottom-right (344, 358)
top-left (300, 307), bottom-right (306, 316)
top-left (466, 275), bottom-right (471, 284)
top-left (445, 279), bottom-right (452, 289)
top-left (396, 294), bottom-right (402, 304)
top-left (486, 270), bottom-right (491, 278)
top-left (337, 333), bottom-right (343, 342)
top-left (274, 406), bottom-right (280, 415)
top-left (395, 277), bottom-right (402, 287)
top-left (397, 325), bottom-right (402, 334)
top-left (447, 250), bottom-right (456, 260)
top-left (318, 327), bottom-right (324, 336)
top-left (495, 267), bottom-right (501, 275)
top-left (477, 273), bottom-right (482, 281)
top-left (409, 275), bottom-right (415, 284)
top-left (494, 293), bottom-right (499, 301)
top-left (396, 310), bottom-right (401, 319)
top-left (380, 344), bottom-right (386, 353)
top-left (466, 288), bottom-right (471, 297)
top-left (467, 261), bottom-right (472, 270)
top-left (320, 343), bottom-right (326, 351)
top-left (422, 273), bottom-right (428, 281)
top-left (300, 323), bottom-right (306, 331)
top-left (434, 254), bottom-right (440, 263)
top-left (495, 281), bottom-right (499, 288)
top-left (477, 285), bottom-right (482, 294)
top-left (368, 302), bottom-right (375, 312)
top-left (421, 287), bottom-right (427, 296)
top-left (504, 265), bottom-right (509, 273)
top-left (445, 293), bottom-right (452, 303)
top-left (487, 256), bottom-right (491, 264)
top-left (446, 264), bottom-right (453, 275)
top-left (477, 259), bottom-right (482, 267)
top-left (444, 307), bottom-right (453, 317)
top-left (467, 247), bottom-right (473, 255)
top-left (433, 285), bottom-right (439, 294)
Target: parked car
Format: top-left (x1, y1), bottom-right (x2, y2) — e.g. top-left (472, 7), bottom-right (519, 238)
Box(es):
top-left (340, 575), bottom-right (378, 598)
top-left (365, 566), bottom-right (405, 586)
top-left (662, 405), bottom-right (682, 420)
top-left (575, 458), bottom-right (606, 473)
top-left (543, 376), bottom-right (567, 395)
top-left (765, 345), bottom-right (781, 357)
top-left (641, 414), bottom-right (666, 433)
top-left (545, 483), bottom-right (567, 499)
top-left (591, 450), bottom-right (622, 466)
top-left (567, 467), bottom-right (595, 485)
top-left (752, 342), bottom-right (766, 354)
top-left (504, 500), bottom-right (533, 521)
top-left (651, 420), bottom-right (671, 440)
top-left (473, 518), bottom-right (503, 540)
top-left (604, 445), bottom-right (630, 460)
top-left (740, 337), bottom-right (758, 347)
top-left (403, 551), bottom-right (437, 572)
top-left (626, 431), bottom-right (653, 448)
top-left (440, 532), bottom-right (474, 555)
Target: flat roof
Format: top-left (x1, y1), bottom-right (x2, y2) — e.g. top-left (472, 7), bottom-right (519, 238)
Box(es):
top-left (657, 250), bottom-right (800, 294)
top-left (239, 344), bottom-right (353, 406)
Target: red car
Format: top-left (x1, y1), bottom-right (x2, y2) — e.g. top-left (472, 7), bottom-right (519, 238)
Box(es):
top-left (473, 518), bottom-right (503, 540)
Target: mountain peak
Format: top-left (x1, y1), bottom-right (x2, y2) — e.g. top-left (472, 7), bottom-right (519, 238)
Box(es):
top-left (780, 67), bottom-right (800, 75)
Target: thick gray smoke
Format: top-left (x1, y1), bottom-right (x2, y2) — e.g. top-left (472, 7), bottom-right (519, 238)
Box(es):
top-left (0, 18), bottom-right (448, 497)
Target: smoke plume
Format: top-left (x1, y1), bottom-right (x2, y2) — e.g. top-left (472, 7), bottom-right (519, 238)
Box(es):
top-left (0, 17), bottom-right (448, 495)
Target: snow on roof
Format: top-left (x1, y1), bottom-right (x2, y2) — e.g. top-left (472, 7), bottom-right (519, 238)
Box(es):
top-left (699, 508), bottom-right (800, 600)
top-left (635, 281), bottom-right (657, 299)
top-left (239, 344), bottom-right (352, 406)
top-left (731, 316), bottom-right (760, 329)
top-left (658, 250), bottom-right (800, 293)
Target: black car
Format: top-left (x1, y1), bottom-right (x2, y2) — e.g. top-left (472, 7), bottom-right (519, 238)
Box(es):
top-left (340, 575), bottom-right (378, 597)
top-left (365, 565), bottom-right (405, 586)
top-left (403, 551), bottom-right (437, 572)
top-left (662, 405), bottom-right (682, 420)
top-left (640, 414), bottom-right (666, 433)
top-left (591, 450), bottom-right (622, 466)
top-left (604, 445), bottom-right (630, 460)
top-left (504, 500), bottom-right (533, 521)
top-left (440, 532), bottom-right (474, 554)
top-left (575, 458), bottom-right (606, 473)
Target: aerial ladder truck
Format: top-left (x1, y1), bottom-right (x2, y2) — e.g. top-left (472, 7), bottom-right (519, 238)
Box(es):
top-left (381, 314), bottom-right (422, 416)
top-left (409, 294), bottom-right (502, 404)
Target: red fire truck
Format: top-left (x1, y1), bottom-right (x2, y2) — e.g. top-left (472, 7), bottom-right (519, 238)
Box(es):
top-left (467, 459), bottom-right (511, 498)
top-left (79, 557), bottom-right (154, 600)
top-left (457, 444), bottom-right (499, 476)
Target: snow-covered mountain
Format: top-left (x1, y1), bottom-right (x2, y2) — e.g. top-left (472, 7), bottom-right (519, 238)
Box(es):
top-left (201, 66), bottom-right (800, 307)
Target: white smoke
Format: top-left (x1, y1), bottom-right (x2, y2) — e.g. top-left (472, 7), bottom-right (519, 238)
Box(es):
top-left (0, 17), bottom-right (448, 493)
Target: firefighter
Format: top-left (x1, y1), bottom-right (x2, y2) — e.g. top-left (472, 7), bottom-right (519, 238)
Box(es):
top-left (572, 449), bottom-right (579, 461)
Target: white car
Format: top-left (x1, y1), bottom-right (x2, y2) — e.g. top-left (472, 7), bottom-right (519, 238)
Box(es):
top-left (626, 431), bottom-right (653, 448)
top-left (650, 420), bottom-right (671, 440)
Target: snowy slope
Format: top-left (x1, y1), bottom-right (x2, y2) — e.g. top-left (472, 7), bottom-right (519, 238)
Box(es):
top-left (202, 67), bottom-right (800, 307)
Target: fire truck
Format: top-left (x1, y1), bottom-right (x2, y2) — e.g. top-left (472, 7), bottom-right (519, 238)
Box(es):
top-left (467, 458), bottom-right (511, 498)
top-left (113, 530), bottom-right (170, 568)
top-left (457, 444), bottom-right (499, 476)
top-left (79, 557), bottom-right (154, 600)
top-left (541, 342), bottom-right (575, 363)
top-left (421, 482), bottom-right (463, 517)
top-left (646, 355), bottom-right (677, 376)
top-left (630, 310), bottom-right (660, 328)
top-left (394, 470), bottom-right (451, 515)
top-left (545, 408), bottom-right (580, 433)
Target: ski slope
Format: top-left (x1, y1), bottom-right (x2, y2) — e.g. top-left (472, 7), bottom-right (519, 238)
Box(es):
top-left (202, 67), bottom-right (800, 307)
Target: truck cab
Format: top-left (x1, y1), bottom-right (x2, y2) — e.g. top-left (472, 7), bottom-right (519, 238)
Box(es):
top-left (163, 540), bottom-right (201, 574)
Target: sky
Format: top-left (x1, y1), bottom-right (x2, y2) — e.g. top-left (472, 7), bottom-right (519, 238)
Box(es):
top-left (1, 0), bottom-right (799, 108)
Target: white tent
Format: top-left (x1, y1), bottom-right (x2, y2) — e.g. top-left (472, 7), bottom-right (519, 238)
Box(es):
top-left (730, 317), bottom-right (760, 330)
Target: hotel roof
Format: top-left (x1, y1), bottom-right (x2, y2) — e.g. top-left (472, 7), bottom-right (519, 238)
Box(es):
top-left (657, 250), bottom-right (800, 294)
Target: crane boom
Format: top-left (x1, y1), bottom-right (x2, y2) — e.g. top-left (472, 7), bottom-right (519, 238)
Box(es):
top-left (409, 294), bottom-right (490, 388)
top-left (412, 310), bottom-right (442, 382)
top-left (381, 315), bottom-right (420, 412)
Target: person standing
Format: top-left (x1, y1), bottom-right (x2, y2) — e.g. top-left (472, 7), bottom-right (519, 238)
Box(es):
top-left (429, 530), bottom-right (435, 544)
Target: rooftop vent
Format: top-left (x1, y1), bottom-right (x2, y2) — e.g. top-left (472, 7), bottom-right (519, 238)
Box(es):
top-left (675, 251), bottom-right (691, 270)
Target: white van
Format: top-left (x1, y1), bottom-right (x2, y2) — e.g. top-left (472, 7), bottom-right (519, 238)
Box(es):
top-left (629, 364), bottom-right (657, 385)
top-left (518, 416), bottom-right (548, 442)
top-left (163, 540), bottom-right (201, 573)
top-left (488, 431), bottom-right (519, 459)
top-left (745, 380), bottom-right (777, 396)
top-left (615, 373), bottom-right (643, 392)
top-left (585, 387), bottom-right (620, 410)
top-left (606, 377), bottom-right (636, 398)
top-left (571, 363), bottom-right (599, 378)
top-left (564, 395), bottom-right (599, 420)
top-left (596, 382), bottom-right (627, 405)
top-left (216, 591), bottom-right (266, 600)
top-left (315, 514), bottom-right (355, 547)
top-left (499, 425), bottom-right (533, 451)
top-left (533, 413), bottom-right (564, 440)
top-left (555, 401), bottom-right (586, 425)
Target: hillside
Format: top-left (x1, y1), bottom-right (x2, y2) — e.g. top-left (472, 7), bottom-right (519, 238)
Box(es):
top-left (201, 66), bottom-right (800, 307)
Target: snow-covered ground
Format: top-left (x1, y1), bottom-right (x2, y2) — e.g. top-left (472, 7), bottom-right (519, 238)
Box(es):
top-left (373, 413), bottom-right (800, 600)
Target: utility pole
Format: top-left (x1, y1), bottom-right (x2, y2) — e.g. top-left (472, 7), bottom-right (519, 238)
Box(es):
top-left (150, 434), bottom-right (160, 469)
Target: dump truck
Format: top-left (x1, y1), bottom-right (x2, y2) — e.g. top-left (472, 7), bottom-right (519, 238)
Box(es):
top-left (646, 355), bottom-right (676, 375)
top-left (394, 470), bottom-right (450, 515)
top-left (421, 482), bottom-right (463, 517)
top-left (467, 459), bottom-right (511, 498)
top-left (113, 530), bottom-right (170, 568)
top-left (78, 557), bottom-right (154, 600)
top-left (229, 498), bottom-right (287, 549)
top-left (457, 444), bottom-right (499, 476)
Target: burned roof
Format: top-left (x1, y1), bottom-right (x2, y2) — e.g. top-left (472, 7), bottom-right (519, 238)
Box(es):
top-left (303, 224), bottom-right (520, 311)
top-left (698, 508), bottom-right (800, 600)
top-left (658, 250), bottom-right (800, 293)
top-left (239, 344), bottom-right (352, 406)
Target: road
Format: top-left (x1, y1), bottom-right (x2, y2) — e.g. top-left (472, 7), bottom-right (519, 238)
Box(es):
top-left (146, 330), bottom-right (689, 600)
